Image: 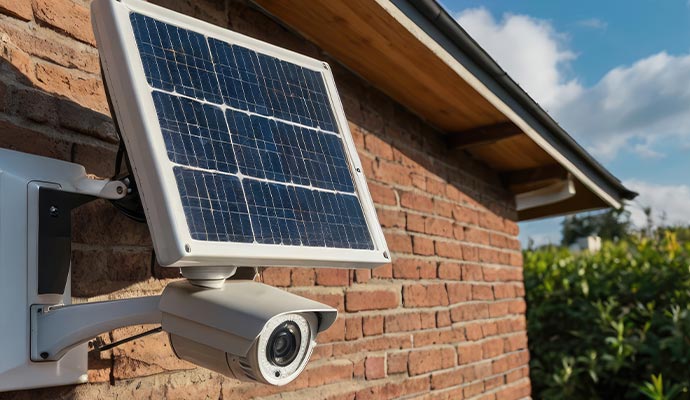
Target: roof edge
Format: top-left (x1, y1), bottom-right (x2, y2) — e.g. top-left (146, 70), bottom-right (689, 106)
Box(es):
top-left (405, 0), bottom-right (637, 203)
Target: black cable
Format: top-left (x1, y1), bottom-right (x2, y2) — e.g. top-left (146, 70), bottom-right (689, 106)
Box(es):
top-left (97, 326), bottom-right (163, 352)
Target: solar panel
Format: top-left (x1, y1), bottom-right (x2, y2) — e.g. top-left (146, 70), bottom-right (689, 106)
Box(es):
top-left (93, 0), bottom-right (388, 268)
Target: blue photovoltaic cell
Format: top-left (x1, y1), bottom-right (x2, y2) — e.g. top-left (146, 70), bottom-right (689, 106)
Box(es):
top-left (130, 12), bottom-right (374, 249)
top-left (243, 180), bottom-right (372, 249)
top-left (209, 38), bottom-right (338, 132)
top-left (152, 91), bottom-right (237, 173)
top-left (174, 167), bottom-right (253, 242)
top-left (131, 13), bottom-right (222, 104)
top-left (226, 110), bottom-right (354, 192)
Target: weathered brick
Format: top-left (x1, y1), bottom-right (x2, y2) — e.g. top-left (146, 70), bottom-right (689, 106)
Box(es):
top-left (316, 269), bottom-right (350, 286)
top-left (374, 159), bottom-right (411, 186)
top-left (385, 312), bottom-right (422, 332)
top-left (406, 213), bottom-right (426, 233)
top-left (34, 62), bottom-right (107, 113)
top-left (400, 192), bottom-right (434, 213)
top-left (385, 232), bottom-right (413, 253)
top-left (261, 267), bottom-right (291, 287)
top-left (365, 134), bottom-right (394, 159)
top-left (412, 236), bottom-right (435, 256)
top-left (368, 181), bottom-right (397, 206)
top-left (447, 282), bottom-right (472, 304)
top-left (32, 0), bottom-right (96, 45)
top-left (365, 355), bottom-right (386, 380)
top-left (387, 351), bottom-right (409, 374)
top-left (345, 288), bottom-right (399, 312)
top-left (345, 316), bottom-right (363, 341)
top-left (363, 315), bottom-right (384, 336)
top-left (0, 0), bottom-right (32, 20)
top-left (408, 347), bottom-right (455, 376)
top-left (376, 208), bottom-right (406, 228)
top-left (435, 240), bottom-right (462, 259)
top-left (425, 217), bottom-right (453, 238)
top-left (403, 283), bottom-right (449, 308)
top-left (457, 342), bottom-right (483, 365)
top-left (392, 258), bottom-right (436, 279)
top-left (438, 262), bottom-right (462, 280)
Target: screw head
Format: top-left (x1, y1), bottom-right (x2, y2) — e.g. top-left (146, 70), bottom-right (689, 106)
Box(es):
top-left (49, 206), bottom-right (59, 217)
top-left (356, 167), bottom-right (361, 173)
top-left (383, 251), bottom-right (389, 259)
top-left (40, 352), bottom-right (49, 359)
top-left (116, 186), bottom-right (124, 195)
top-left (184, 244), bottom-right (191, 253)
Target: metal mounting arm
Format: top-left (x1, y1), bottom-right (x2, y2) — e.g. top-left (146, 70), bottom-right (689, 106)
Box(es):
top-left (31, 296), bottom-right (162, 361)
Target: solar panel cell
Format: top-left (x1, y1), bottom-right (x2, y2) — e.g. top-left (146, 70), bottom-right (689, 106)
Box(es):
top-left (131, 13), bottom-right (222, 104)
top-left (174, 167), bottom-right (254, 243)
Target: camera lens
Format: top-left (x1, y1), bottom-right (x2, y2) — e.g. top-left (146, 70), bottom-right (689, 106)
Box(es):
top-left (267, 321), bottom-right (301, 367)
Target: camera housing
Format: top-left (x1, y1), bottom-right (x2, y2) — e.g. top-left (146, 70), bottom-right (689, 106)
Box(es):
top-left (159, 280), bottom-right (337, 385)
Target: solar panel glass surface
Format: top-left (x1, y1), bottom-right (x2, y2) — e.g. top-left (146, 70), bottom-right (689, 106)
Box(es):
top-left (130, 12), bottom-right (373, 250)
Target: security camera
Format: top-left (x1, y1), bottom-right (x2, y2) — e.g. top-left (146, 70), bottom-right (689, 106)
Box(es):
top-left (159, 280), bottom-right (337, 386)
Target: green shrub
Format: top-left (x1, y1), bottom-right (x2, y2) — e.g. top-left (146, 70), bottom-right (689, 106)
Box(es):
top-left (525, 233), bottom-right (690, 399)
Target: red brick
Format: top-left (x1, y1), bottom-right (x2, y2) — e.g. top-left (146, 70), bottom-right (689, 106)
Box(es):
top-left (438, 262), bottom-right (462, 280)
top-left (34, 62), bottom-right (107, 113)
top-left (412, 236), bottom-right (435, 256)
top-left (368, 182), bottom-right (397, 205)
top-left (261, 267), bottom-right (291, 286)
top-left (482, 338), bottom-right (505, 359)
top-left (462, 264), bottom-right (483, 281)
top-left (291, 268), bottom-right (315, 286)
top-left (345, 288), bottom-right (399, 312)
top-left (0, 0), bottom-right (32, 20)
top-left (447, 282), bottom-right (472, 304)
top-left (374, 159), bottom-right (411, 186)
top-left (431, 368), bottom-right (466, 390)
top-left (290, 289), bottom-right (344, 312)
top-left (376, 208), bottom-right (405, 228)
top-left (464, 381), bottom-right (485, 398)
top-left (472, 285), bottom-right (494, 301)
top-left (318, 318), bottom-right (345, 343)
top-left (355, 269), bottom-right (371, 284)
top-left (434, 199), bottom-right (453, 218)
top-left (32, 0), bottom-right (96, 45)
top-left (385, 313), bottom-right (422, 333)
top-left (425, 217), bottom-right (453, 238)
top-left (436, 310), bottom-right (451, 327)
top-left (403, 283), bottom-right (449, 308)
top-left (362, 315), bottom-right (383, 336)
top-left (451, 303), bottom-right (489, 322)
top-left (453, 223), bottom-right (465, 241)
top-left (493, 283), bottom-right (516, 299)
top-left (488, 302), bottom-right (510, 318)
top-left (365, 134), bottom-right (393, 159)
top-left (372, 263), bottom-right (392, 278)
top-left (392, 258), bottom-right (436, 279)
top-left (435, 241), bottom-right (462, 259)
top-left (406, 213), bottom-right (426, 233)
top-left (457, 342), bottom-right (483, 365)
top-left (365, 355), bottom-right (386, 380)
top-left (400, 192), bottom-right (434, 213)
top-left (316, 269), bottom-right (350, 286)
top-left (408, 347), bottom-right (456, 376)
top-left (410, 173), bottom-right (426, 189)
top-left (387, 351), bottom-right (409, 374)
top-left (385, 232), bottom-right (412, 253)
top-left (465, 227), bottom-right (490, 245)
top-left (426, 178), bottom-right (446, 196)
top-left (345, 317), bottom-right (363, 341)
top-left (453, 206), bottom-right (479, 225)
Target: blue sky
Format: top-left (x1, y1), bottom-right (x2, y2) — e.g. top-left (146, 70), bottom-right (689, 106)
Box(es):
top-left (439, 0), bottom-right (690, 246)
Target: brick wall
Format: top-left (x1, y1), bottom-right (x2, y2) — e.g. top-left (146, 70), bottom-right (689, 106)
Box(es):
top-left (0, 0), bottom-right (531, 398)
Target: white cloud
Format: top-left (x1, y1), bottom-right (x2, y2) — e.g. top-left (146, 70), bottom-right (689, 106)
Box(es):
top-left (576, 18), bottom-right (608, 30)
top-left (456, 8), bottom-right (582, 109)
top-left (625, 180), bottom-right (690, 227)
top-left (456, 8), bottom-right (690, 161)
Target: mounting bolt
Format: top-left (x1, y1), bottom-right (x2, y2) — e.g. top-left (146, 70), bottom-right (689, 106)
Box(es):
top-left (323, 62), bottom-right (329, 69)
top-left (49, 206), bottom-right (59, 217)
top-left (185, 244), bottom-right (191, 253)
top-left (40, 352), bottom-right (49, 359)
top-left (383, 251), bottom-right (389, 259)
top-left (116, 186), bottom-right (124, 195)
top-left (356, 167), bottom-right (361, 173)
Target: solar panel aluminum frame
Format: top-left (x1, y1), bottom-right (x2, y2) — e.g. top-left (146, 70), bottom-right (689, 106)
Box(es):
top-left (91, 0), bottom-right (389, 269)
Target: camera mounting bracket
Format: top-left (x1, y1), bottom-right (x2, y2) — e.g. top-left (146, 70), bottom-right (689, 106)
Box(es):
top-left (0, 148), bottom-right (158, 392)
